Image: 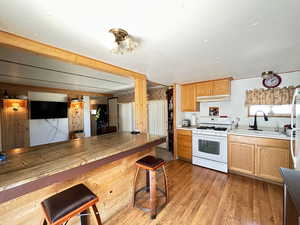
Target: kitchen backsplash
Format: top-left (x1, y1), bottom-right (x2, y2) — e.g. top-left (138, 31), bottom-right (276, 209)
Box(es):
top-left (181, 72), bottom-right (300, 128)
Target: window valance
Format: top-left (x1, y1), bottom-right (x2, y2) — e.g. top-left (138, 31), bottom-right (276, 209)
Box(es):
top-left (245, 86), bottom-right (297, 105)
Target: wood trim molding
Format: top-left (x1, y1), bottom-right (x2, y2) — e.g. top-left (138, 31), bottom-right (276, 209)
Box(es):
top-left (173, 84), bottom-right (178, 160)
top-left (0, 30), bottom-right (146, 80)
top-left (181, 77), bottom-right (233, 86)
top-left (0, 81), bottom-right (111, 97)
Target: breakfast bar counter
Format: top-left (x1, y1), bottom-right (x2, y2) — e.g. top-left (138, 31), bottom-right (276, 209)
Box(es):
top-left (0, 132), bottom-right (165, 225)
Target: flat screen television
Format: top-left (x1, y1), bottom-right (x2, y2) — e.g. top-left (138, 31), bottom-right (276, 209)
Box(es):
top-left (30, 101), bottom-right (68, 119)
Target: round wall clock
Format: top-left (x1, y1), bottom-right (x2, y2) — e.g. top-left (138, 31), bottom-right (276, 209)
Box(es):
top-left (262, 74), bottom-right (282, 88)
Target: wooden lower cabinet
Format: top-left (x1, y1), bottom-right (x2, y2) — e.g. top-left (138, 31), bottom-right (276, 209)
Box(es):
top-left (228, 134), bottom-right (291, 183)
top-left (229, 142), bottom-right (255, 175)
top-left (177, 129), bottom-right (192, 161)
top-left (256, 145), bottom-right (290, 183)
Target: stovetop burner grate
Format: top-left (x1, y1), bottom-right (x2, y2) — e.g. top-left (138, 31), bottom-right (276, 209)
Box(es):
top-left (197, 126), bottom-right (227, 131)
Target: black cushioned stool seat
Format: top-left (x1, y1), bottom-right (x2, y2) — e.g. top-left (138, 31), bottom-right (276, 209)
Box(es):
top-left (136, 155), bottom-right (165, 170)
top-left (40, 184), bottom-right (102, 225)
top-left (133, 155), bottom-right (168, 219)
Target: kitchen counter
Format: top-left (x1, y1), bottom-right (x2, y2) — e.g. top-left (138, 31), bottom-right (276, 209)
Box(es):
top-left (177, 126), bottom-right (197, 130)
top-left (0, 132), bottom-right (165, 203)
top-left (178, 126), bottom-right (292, 140)
top-left (229, 127), bottom-right (292, 140)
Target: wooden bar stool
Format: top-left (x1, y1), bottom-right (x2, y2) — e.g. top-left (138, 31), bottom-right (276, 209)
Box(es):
top-left (132, 155), bottom-right (168, 219)
top-left (40, 184), bottom-right (102, 225)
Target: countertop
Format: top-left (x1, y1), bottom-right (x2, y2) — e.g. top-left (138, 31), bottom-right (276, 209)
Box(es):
top-left (177, 126), bottom-right (292, 140)
top-left (0, 132), bottom-right (165, 194)
top-left (280, 168), bottom-right (300, 216)
top-left (229, 127), bottom-right (292, 140)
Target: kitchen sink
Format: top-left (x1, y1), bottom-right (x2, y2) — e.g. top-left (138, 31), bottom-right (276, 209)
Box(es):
top-left (231, 128), bottom-right (290, 139)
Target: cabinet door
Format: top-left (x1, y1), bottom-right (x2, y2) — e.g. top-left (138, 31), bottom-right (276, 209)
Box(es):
top-left (196, 81), bottom-right (212, 97)
top-left (177, 133), bottom-right (192, 161)
top-left (212, 79), bottom-right (231, 96)
top-left (229, 142), bottom-right (255, 175)
top-left (181, 84), bottom-right (196, 112)
top-left (256, 146), bottom-right (290, 183)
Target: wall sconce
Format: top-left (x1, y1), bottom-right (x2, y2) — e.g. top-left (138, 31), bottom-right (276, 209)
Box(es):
top-left (11, 102), bottom-right (20, 111)
top-left (70, 101), bottom-right (83, 114)
top-left (3, 99), bottom-right (27, 112)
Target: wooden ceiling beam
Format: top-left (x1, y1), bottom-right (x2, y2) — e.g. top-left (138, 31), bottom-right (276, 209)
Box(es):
top-left (0, 30), bottom-right (146, 80)
top-left (0, 82), bottom-right (112, 97)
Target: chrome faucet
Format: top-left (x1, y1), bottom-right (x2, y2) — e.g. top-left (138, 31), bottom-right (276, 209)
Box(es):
top-left (249, 110), bottom-right (269, 131)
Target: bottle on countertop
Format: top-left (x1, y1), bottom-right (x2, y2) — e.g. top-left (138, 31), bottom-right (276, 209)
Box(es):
top-left (191, 114), bottom-right (197, 126)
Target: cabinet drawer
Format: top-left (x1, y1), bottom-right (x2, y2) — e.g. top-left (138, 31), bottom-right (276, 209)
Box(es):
top-left (177, 129), bottom-right (192, 136)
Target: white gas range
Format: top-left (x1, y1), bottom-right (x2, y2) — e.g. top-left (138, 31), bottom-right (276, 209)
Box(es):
top-left (192, 122), bottom-right (231, 173)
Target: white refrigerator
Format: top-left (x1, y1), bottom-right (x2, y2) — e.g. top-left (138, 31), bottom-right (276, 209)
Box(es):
top-left (291, 88), bottom-right (300, 169)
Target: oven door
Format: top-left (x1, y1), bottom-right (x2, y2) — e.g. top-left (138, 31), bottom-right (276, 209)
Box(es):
top-left (192, 134), bottom-right (227, 163)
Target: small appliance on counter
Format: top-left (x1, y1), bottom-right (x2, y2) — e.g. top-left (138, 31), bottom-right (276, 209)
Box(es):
top-left (191, 114), bottom-right (197, 126)
top-left (182, 119), bottom-right (191, 127)
top-left (284, 124), bottom-right (296, 137)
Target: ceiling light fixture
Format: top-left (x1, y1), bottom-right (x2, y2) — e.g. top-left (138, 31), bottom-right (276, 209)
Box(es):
top-left (109, 28), bottom-right (138, 54)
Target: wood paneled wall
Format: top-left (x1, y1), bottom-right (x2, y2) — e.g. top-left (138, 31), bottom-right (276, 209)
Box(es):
top-left (68, 101), bottom-right (84, 133)
top-left (114, 87), bottom-right (167, 103)
top-left (1, 100), bottom-right (29, 151)
top-left (0, 148), bottom-right (155, 225)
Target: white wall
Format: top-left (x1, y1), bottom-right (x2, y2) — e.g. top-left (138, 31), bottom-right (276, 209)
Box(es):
top-left (148, 100), bottom-right (168, 136)
top-left (29, 92), bottom-right (69, 146)
top-left (83, 96), bottom-right (91, 137)
top-left (183, 72), bottom-right (300, 128)
top-left (118, 103), bottom-right (135, 132)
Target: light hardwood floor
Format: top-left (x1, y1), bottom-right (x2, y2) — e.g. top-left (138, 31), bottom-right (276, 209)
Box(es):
top-left (105, 160), bottom-right (283, 225)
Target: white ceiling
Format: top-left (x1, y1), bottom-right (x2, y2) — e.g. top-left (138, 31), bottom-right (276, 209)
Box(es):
top-left (0, 0), bottom-right (299, 85)
top-left (0, 45), bottom-right (134, 93)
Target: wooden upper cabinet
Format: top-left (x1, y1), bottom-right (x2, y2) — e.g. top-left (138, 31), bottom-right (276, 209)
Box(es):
top-left (196, 81), bottom-right (212, 97)
top-left (181, 84), bottom-right (196, 112)
top-left (212, 79), bottom-right (231, 96)
top-left (196, 78), bottom-right (231, 97)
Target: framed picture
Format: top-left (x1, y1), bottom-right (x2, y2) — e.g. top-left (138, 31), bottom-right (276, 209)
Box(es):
top-left (209, 107), bottom-right (219, 117)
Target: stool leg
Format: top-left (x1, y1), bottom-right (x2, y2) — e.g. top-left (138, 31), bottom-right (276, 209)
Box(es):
top-left (39, 218), bottom-right (48, 225)
top-left (162, 165), bottom-right (169, 204)
top-left (149, 170), bottom-right (157, 219)
top-left (80, 210), bottom-right (88, 225)
top-left (146, 170), bottom-right (150, 192)
top-left (92, 204), bottom-right (102, 225)
top-left (132, 167), bottom-right (140, 207)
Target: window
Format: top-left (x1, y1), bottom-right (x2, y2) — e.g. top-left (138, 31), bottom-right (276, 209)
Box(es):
top-left (248, 105), bottom-right (292, 117)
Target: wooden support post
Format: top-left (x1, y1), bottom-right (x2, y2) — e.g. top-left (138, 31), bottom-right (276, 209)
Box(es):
top-left (134, 78), bottom-right (148, 133)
